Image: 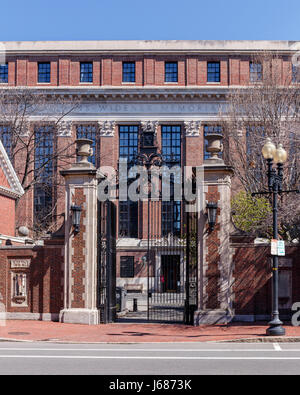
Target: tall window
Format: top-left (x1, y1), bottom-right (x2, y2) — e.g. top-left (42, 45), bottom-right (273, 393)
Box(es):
top-left (122, 62), bottom-right (135, 82)
top-left (0, 125), bottom-right (12, 159)
top-left (38, 62), bottom-right (51, 83)
top-left (0, 63), bottom-right (8, 83)
top-left (250, 62), bottom-right (262, 82)
top-left (207, 62), bottom-right (220, 82)
top-left (119, 125), bottom-right (139, 164)
top-left (119, 125), bottom-right (139, 238)
top-left (161, 125), bottom-right (181, 236)
top-left (80, 62), bottom-right (93, 83)
top-left (204, 125), bottom-right (223, 160)
top-left (292, 64), bottom-right (299, 83)
top-left (76, 124), bottom-right (98, 166)
top-left (34, 126), bottom-right (55, 228)
top-left (165, 62), bottom-right (178, 82)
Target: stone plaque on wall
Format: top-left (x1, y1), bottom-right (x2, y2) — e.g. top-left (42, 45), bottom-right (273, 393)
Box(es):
top-left (10, 259), bottom-right (31, 269)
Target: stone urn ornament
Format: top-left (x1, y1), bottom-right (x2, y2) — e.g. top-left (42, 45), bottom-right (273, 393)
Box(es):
top-left (205, 130), bottom-right (223, 161)
top-left (75, 138), bottom-right (94, 166)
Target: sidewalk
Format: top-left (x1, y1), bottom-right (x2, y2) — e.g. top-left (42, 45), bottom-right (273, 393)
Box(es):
top-left (1, 320), bottom-right (300, 343)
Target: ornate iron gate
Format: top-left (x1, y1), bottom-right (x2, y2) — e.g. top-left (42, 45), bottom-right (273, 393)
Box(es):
top-left (98, 199), bottom-right (198, 325)
top-left (98, 200), bottom-right (116, 324)
top-left (147, 199), bottom-right (198, 324)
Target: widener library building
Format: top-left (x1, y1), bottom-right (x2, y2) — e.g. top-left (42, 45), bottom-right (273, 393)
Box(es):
top-left (0, 40), bottom-right (299, 325)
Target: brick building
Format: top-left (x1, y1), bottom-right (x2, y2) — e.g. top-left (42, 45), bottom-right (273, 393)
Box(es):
top-left (0, 40), bottom-right (299, 324)
top-left (0, 140), bottom-right (24, 242)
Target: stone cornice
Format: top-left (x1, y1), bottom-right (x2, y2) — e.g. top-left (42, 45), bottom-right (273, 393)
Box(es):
top-left (0, 86), bottom-right (230, 100)
top-left (1, 40), bottom-right (299, 56)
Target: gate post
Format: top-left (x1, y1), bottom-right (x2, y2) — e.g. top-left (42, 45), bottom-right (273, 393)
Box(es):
top-left (59, 139), bottom-right (99, 325)
top-left (194, 157), bottom-right (234, 325)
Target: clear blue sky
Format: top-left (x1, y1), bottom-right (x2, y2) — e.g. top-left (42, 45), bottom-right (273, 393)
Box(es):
top-left (2, 0), bottom-right (299, 41)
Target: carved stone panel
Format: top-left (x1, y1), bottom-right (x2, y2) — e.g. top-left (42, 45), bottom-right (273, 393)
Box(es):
top-left (98, 121), bottom-right (116, 137)
top-left (184, 121), bottom-right (201, 137)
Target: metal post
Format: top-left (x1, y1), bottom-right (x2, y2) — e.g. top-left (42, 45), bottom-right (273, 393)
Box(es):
top-left (147, 195), bottom-right (150, 321)
top-left (266, 163), bottom-right (285, 336)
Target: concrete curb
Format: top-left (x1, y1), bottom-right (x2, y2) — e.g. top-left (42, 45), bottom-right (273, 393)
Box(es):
top-left (1, 336), bottom-right (300, 344)
top-left (216, 336), bottom-right (300, 343)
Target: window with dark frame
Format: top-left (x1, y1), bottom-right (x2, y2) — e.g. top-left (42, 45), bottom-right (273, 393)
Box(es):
top-left (0, 63), bottom-right (8, 83)
top-left (120, 256), bottom-right (135, 278)
top-left (161, 125), bottom-right (181, 236)
top-left (203, 125), bottom-right (223, 160)
top-left (292, 64), bottom-right (299, 83)
top-left (0, 125), bottom-right (12, 159)
top-left (250, 62), bottom-right (262, 82)
top-left (207, 62), bottom-right (220, 82)
top-left (119, 125), bottom-right (139, 238)
top-left (38, 62), bottom-right (51, 83)
top-left (122, 62), bottom-right (135, 82)
top-left (246, 126), bottom-right (265, 185)
top-left (34, 126), bottom-right (55, 228)
top-left (80, 62), bottom-right (93, 83)
top-left (76, 124), bottom-right (98, 166)
top-left (165, 62), bottom-right (178, 82)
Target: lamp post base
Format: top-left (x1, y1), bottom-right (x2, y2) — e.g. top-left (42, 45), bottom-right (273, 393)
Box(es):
top-left (266, 319), bottom-right (286, 336)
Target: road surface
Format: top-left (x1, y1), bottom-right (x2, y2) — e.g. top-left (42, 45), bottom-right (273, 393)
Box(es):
top-left (0, 341), bottom-right (299, 375)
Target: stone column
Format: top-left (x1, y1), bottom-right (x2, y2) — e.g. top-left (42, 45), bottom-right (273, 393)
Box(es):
top-left (194, 133), bottom-right (234, 325)
top-left (59, 139), bottom-right (99, 325)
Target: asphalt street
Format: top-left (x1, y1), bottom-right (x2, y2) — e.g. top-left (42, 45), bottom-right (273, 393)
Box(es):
top-left (0, 341), bottom-right (300, 375)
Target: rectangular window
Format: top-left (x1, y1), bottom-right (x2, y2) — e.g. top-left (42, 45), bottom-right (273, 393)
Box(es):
top-left (119, 125), bottom-right (139, 165)
top-left (34, 126), bottom-right (55, 229)
top-left (76, 124), bottom-right (98, 166)
top-left (207, 62), bottom-right (220, 82)
top-left (161, 125), bottom-right (181, 166)
top-left (250, 62), bottom-right (262, 82)
top-left (0, 63), bottom-right (8, 83)
top-left (119, 125), bottom-right (139, 238)
top-left (0, 125), bottom-right (12, 159)
top-left (38, 62), bottom-right (51, 83)
top-left (165, 62), bottom-right (178, 82)
top-left (292, 64), bottom-right (299, 83)
top-left (161, 125), bottom-right (181, 236)
top-left (120, 256), bottom-right (135, 278)
top-left (80, 62), bottom-right (93, 83)
top-left (204, 125), bottom-right (223, 160)
top-left (122, 62), bottom-right (135, 82)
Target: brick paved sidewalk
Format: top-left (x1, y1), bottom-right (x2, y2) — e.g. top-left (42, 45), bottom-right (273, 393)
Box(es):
top-left (1, 320), bottom-right (300, 343)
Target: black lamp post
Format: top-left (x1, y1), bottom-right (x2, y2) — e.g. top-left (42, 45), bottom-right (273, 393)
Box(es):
top-left (207, 202), bottom-right (218, 232)
top-left (261, 138), bottom-right (287, 336)
top-left (71, 205), bottom-right (82, 234)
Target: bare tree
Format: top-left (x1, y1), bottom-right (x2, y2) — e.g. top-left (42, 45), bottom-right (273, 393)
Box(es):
top-left (0, 87), bottom-right (79, 237)
top-left (221, 52), bottom-right (300, 240)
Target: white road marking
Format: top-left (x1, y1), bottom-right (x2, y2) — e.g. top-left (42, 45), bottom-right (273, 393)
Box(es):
top-left (0, 355), bottom-right (300, 360)
top-left (0, 347), bottom-right (288, 352)
top-left (273, 343), bottom-right (282, 351)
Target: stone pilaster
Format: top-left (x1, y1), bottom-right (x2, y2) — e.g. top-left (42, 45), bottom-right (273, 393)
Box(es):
top-left (194, 160), bottom-right (234, 325)
top-left (59, 140), bottom-right (99, 325)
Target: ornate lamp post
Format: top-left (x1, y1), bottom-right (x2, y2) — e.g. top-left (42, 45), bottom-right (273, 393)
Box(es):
top-left (254, 138), bottom-right (299, 336)
top-left (261, 138), bottom-right (287, 336)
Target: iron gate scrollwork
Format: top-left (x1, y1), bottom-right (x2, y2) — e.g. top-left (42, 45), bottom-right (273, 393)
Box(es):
top-left (147, 199), bottom-right (198, 324)
top-left (98, 200), bottom-right (116, 324)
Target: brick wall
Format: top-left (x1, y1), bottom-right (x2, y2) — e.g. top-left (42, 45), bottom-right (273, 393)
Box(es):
top-left (232, 240), bottom-right (300, 318)
top-left (0, 240), bottom-right (63, 317)
top-left (3, 55), bottom-right (294, 87)
top-left (205, 185), bottom-right (221, 309)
